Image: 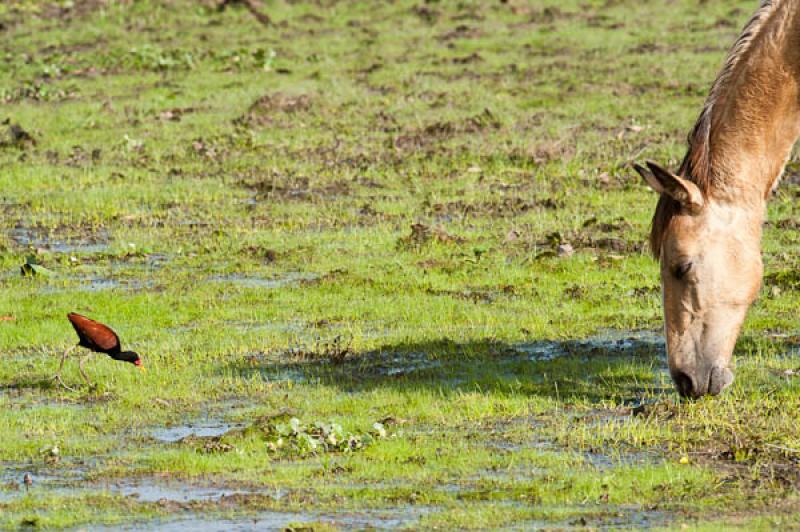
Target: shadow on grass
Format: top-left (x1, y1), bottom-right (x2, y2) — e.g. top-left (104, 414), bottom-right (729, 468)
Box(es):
top-left (223, 330), bottom-right (673, 403)
top-left (0, 375), bottom-right (59, 392)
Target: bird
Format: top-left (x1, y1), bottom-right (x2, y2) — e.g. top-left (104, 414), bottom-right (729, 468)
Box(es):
top-left (23, 473), bottom-right (32, 492)
top-left (53, 313), bottom-right (145, 391)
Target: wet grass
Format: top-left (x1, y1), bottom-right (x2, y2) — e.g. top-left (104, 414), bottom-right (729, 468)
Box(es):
top-left (2, 0), bottom-right (800, 529)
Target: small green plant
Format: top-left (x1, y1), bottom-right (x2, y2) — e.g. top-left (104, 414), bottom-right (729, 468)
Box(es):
top-left (127, 45), bottom-right (195, 72)
top-left (20, 255), bottom-right (55, 277)
top-left (265, 418), bottom-right (388, 456)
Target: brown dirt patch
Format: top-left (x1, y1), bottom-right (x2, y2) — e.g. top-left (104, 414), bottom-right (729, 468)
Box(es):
top-left (392, 109), bottom-right (500, 153)
top-left (425, 196), bottom-right (559, 219)
top-left (241, 170), bottom-right (351, 202)
top-left (234, 93), bottom-right (312, 128)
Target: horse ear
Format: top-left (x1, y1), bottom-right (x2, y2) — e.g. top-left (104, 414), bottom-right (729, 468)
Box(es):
top-left (633, 163), bottom-right (666, 195)
top-left (636, 161), bottom-right (704, 212)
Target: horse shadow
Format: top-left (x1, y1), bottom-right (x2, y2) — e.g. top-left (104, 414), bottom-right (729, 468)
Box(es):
top-left (223, 330), bottom-right (674, 404)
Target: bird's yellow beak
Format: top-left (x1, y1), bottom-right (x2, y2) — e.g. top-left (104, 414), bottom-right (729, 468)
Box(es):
top-left (138, 365), bottom-right (147, 373)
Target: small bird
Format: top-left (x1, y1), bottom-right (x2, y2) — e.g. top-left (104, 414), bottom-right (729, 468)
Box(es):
top-left (53, 313), bottom-right (145, 391)
top-left (23, 473), bottom-right (32, 491)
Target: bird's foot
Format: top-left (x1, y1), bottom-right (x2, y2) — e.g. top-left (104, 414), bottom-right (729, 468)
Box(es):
top-left (52, 374), bottom-right (78, 392)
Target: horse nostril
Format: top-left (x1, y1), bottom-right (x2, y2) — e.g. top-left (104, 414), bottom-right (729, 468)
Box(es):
top-left (708, 366), bottom-right (734, 395)
top-left (672, 371), bottom-right (695, 398)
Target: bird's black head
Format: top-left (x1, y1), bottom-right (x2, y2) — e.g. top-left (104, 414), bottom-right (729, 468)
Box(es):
top-left (117, 351), bottom-right (145, 371)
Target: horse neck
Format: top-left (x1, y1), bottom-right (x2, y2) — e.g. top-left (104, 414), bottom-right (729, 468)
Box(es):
top-left (708, 1), bottom-right (800, 202)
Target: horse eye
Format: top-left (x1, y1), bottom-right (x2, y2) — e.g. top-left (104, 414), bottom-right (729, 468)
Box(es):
top-left (673, 262), bottom-right (692, 280)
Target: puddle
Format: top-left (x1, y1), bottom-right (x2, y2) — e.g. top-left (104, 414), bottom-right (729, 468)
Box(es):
top-left (262, 366), bottom-right (309, 384)
top-left (568, 507), bottom-right (670, 530)
top-left (101, 479), bottom-right (264, 503)
top-left (1, 466), bottom-right (85, 486)
top-left (376, 351), bottom-right (442, 377)
top-left (144, 253), bottom-right (170, 265)
top-left (512, 341), bottom-right (563, 362)
top-left (1, 472), bottom-right (269, 505)
top-left (151, 421), bottom-right (247, 443)
top-left (0, 462), bottom-right (90, 502)
top-left (210, 272), bottom-right (319, 289)
top-left (39, 277), bottom-right (153, 293)
top-left (0, 471), bottom-right (435, 529)
top-left (91, 505), bottom-right (431, 531)
top-left (583, 449), bottom-right (663, 471)
top-left (262, 350), bottom-right (443, 384)
top-left (77, 278), bottom-right (152, 292)
top-left (512, 506), bottom-right (671, 531)
top-left (91, 513), bottom-right (312, 532)
top-left (514, 330), bottom-right (664, 362)
top-left (9, 226), bottom-right (109, 254)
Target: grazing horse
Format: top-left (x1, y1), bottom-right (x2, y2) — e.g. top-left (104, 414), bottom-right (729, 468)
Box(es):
top-left (634, 0), bottom-right (800, 398)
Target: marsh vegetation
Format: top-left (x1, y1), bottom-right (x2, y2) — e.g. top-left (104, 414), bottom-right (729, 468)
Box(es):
top-left (2, 0), bottom-right (800, 529)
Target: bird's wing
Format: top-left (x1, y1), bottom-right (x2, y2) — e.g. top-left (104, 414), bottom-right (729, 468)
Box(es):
top-left (67, 313), bottom-right (121, 351)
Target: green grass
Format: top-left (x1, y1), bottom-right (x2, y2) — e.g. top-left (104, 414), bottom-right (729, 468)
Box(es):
top-left (2, 0), bottom-right (800, 529)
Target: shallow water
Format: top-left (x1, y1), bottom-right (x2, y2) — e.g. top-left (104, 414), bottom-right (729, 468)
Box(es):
top-left (209, 272), bottom-right (319, 289)
top-left (38, 277), bottom-right (153, 293)
top-left (93, 514), bottom-right (310, 532)
top-left (92, 506), bottom-right (430, 531)
top-left (101, 479), bottom-right (262, 503)
top-left (9, 226), bottom-right (110, 254)
top-left (514, 329), bottom-right (665, 362)
top-left (0, 468), bottom-right (268, 505)
top-left (151, 421), bottom-right (247, 443)
top-left (0, 464), bottom-right (88, 502)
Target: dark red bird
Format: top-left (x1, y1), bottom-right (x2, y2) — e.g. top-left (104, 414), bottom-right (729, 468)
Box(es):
top-left (67, 313), bottom-right (144, 367)
top-left (54, 313), bottom-right (144, 390)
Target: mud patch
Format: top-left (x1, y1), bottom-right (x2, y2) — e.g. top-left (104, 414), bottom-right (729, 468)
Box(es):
top-left (0, 122), bottom-right (36, 149)
top-left (234, 92), bottom-right (312, 128)
top-left (392, 108), bottom-right (500, 153)
top-left (426, 196), bottom-right (557, 221)
top-left (242, 171), bottom-right (352, 201)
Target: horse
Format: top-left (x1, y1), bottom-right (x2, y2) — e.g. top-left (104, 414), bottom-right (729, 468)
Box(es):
top-left (634, 0), bottom-right (800, 397)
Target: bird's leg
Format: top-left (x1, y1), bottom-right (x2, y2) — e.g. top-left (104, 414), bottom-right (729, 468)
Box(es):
top-left (78, 353), bottom-right (95, 389)
top-left (54, 345), bottom-right (75, 377)
top-left (53, 345), bottom-right (78, 391)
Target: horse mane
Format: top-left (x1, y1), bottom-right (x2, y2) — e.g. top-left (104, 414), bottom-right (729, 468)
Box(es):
top-left (649, 0), bottom-right (782, 258)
